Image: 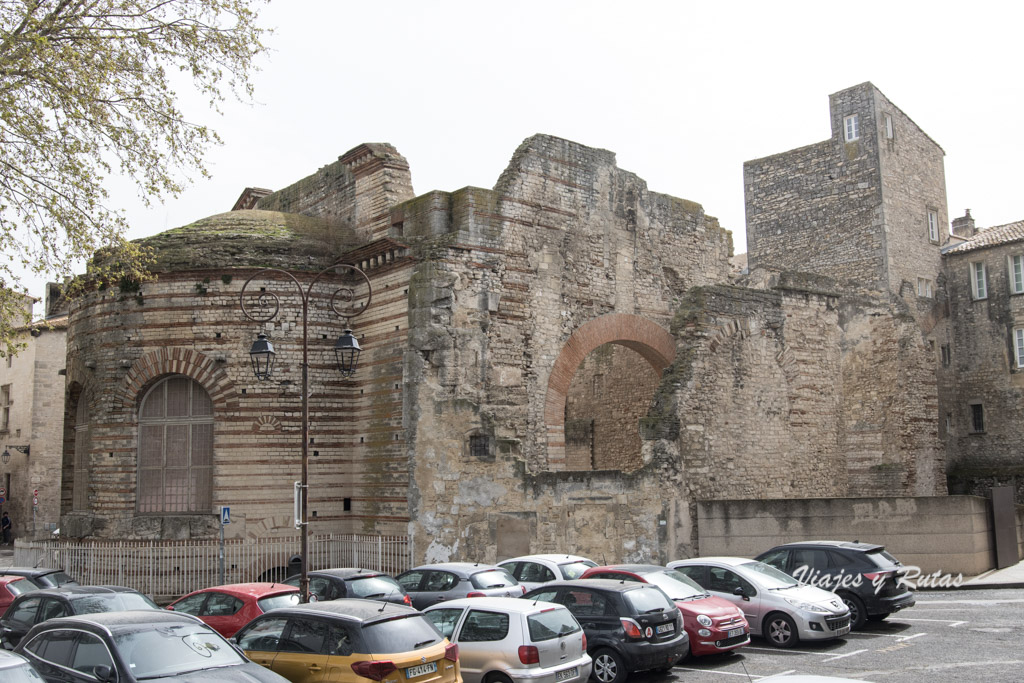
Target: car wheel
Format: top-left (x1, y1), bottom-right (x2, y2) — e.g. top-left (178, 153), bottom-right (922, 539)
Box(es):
top-left (765, 613), bottom-right (799, 648)
top-left (485, 673), bottom-right (513, 683)
top-left (840, 593), bottom-right (867, 630)
top-left (591, 648), bottom-right (627, 683)
top-left (867, 613), bottom-right (889, 622)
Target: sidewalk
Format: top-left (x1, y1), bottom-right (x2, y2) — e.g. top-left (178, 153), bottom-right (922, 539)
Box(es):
top-left (958, 555), bottom-right (1024, 590)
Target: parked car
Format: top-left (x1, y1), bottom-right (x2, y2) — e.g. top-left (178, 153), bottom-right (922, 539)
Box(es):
top-left (0, 576), bottom-right (38, 614)
top-left (424, 596), bottom-right (592, 683)
top-left (580, 564), bottom-right (749, 659)
top-left (498, 555), bottom-right (598, 592)
top-left (1, 585), bottom-right (160, 649)
top-left (397, 562), bottom-right (525, 610)
top-left (166, 582), bottom-right (300, 638)
top-left (668, 557), bottom-right (851, 648)
top-left (522, 580), bottom-right (688, 683)
top-left (282, 567), bottom-right (412, 605)
top-left (234, 598), bottom-right (460, 683)
top-left (14, 610), bottom-right (289, 682)
top-left (0, 568), bottom-right (77, 590)
top-left (754, 540), bottom-right (915, 630)
top-left (0, 648), bottom-right (44, 682)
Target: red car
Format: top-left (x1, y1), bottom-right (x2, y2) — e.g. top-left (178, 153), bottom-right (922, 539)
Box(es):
top-left (0, 575), bottom-right (37, 613)
top-left (166, 582), bottom-right (300, 637)
top-left (580, 564), bottom-right (749, 659)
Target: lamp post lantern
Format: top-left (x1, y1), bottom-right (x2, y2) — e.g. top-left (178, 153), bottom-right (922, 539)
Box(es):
top-left (240, 263), bottom-right (371, 603)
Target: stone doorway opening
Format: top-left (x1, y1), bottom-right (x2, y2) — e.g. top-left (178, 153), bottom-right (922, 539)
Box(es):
top-left (544, 314), bottom-right (676, 471)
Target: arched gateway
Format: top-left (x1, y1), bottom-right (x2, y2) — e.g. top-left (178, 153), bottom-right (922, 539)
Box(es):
top-left (544, 313), bottom-right (676, 469)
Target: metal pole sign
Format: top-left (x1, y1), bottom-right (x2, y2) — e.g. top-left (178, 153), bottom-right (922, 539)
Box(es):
top-left (218, 506), bottom-right (230, 586)
top-left (220, 506), bottom-right (231, 525)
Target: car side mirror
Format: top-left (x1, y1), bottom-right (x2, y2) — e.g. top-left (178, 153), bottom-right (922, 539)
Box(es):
top-left (92, 664), bottom-right (115, 682)
top-left (733, 586), bottom-right (749, 601)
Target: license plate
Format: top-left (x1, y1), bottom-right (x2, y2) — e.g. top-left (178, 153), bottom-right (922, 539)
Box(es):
top-left (406, 662), bottom-right (437, 679)
top-left (555, 667), bottom-right (578, 682)
top-left (656, 623), bottom-right (674, 634)
top-left (727, 627), bottom-right (744, 638)
top-left (837, 625), bottom-right (851, 636)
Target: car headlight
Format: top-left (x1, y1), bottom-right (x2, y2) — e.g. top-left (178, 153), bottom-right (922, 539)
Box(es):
top-left (696, 614), bottom-right (713, 627)
top-left (784, 597), bottom-right (830, 614)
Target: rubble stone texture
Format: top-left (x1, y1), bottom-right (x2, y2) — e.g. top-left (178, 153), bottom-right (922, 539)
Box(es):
top-left (63, 81), bottom-right (1014, 566)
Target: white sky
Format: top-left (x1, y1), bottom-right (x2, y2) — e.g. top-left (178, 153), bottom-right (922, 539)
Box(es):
top-left (23, 1), bottom-right (1024, 311)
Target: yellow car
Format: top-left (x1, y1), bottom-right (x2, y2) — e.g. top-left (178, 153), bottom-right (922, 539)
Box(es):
top-left (234, 598), bottom-right (462, 683)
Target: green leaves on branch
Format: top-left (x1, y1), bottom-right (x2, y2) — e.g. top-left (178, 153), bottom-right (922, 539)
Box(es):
top-left (0, 0), bottom-right (268, 350)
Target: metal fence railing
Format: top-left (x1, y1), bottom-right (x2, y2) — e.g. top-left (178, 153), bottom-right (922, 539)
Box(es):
top-left (12, 534), bottom-right (412, 601)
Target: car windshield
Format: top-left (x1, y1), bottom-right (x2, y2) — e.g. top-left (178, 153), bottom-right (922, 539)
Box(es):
top-left (72, 593), bottom-right (159, 614)
top-left (37, 572), bottom-right (77, 588)
top-left (349, 575), bottom-right (404, 599)
top-left (113, 623), bottom-right (245, 679)
top-left (623, 586), bottom-right (675, 614)
top-left (7, 580), bottom-right (38, 597)
top-left (257, 593), bottom-right (300, 612)
top-left (739, 561), bottom-right (799, 588)
top-left (362, 614), bottom-right (443, 653)
top-left (642, 570), bottom-right (707, 600)
top-left (866, 549), bottom-right (900, 568)
top-left (558, 561), bottom-right (596, 579)
top-left (470, 569), bottom-right (517, 589)
top-left (528, 607), bottom-right (580, 641)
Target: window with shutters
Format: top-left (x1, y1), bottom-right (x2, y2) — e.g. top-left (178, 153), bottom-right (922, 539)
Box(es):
top-left (137, 376), bottom-right (213, 514)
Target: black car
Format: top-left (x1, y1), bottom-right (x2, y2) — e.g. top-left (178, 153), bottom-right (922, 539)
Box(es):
top-left (282, 567), bottom-right (412, 605)
top-left (1, 586), bottom-right (159, 649)
top-left (755, 540), bottom-right (915, 630)
top-left (0, 569), bottom-right (78, 590)
top-left (522, 580), bottom-right (688, 683)
top-left (14, 610), bottom-right (289, 682)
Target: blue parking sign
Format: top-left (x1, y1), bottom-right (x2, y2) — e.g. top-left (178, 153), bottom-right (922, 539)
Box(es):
top-left (220, 506), bottom-right (231, 525)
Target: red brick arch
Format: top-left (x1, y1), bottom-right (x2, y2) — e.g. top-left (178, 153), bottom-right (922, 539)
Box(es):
top-left (115, 348), bottom-right (237, 417)
top-left (544, 314), bottom-right (676, 469)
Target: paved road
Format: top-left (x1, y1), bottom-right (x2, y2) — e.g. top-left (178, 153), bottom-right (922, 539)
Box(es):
top-left (635, 587), bottom-right (1023, 682)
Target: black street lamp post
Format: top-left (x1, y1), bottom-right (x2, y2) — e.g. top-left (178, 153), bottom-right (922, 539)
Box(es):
top-left (239, 263), bottom-right (371, 603)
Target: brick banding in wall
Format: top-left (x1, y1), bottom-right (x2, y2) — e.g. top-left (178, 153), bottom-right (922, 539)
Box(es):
top-left (115, 348), bottom-right (237, 418)
top-left (544, 313), bottom-right (676, 469)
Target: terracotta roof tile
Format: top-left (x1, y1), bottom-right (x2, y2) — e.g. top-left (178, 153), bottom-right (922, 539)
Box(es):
top-left (945, 220), bottom-right (1024, 254)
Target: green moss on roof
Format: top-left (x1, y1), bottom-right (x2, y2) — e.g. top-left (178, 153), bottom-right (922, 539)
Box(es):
top-left (140, 210), bottom-right (358, 272)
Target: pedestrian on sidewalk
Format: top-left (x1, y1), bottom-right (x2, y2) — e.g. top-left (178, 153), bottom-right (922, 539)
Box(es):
top-left (1, 511), bottom-right (12, 545)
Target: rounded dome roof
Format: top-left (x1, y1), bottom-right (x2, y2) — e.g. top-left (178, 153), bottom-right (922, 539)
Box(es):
top-left (140, 209), bottom-right (357, 272)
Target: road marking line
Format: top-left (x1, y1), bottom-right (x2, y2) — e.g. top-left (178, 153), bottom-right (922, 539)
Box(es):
top-left (823, 648), bottom-right (868, 661)
top-left (897, 617), bottom-right (966, 626)
top-left (914, 598), bottom-right (1024, 605)
top-left (896, 632), bottom-right (927, 641)
top-left (674, 667), bottom-right (775, 677)
top-left (742, 647), bottom-right (817, 655)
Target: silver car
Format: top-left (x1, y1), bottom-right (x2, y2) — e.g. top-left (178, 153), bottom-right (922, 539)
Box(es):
top-left (497, 555), bottom-right (597, 592)
top-left (424, 597), bottom-right (592, 683)
top-left (668, 557), bottom-right (851, 648)
top-left (397, 563), bottom-right (525, 610)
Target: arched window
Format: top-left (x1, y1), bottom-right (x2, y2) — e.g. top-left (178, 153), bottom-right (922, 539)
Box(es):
top-left (73, 394), bottom-right (91, 511)
top-left (138, 376), bottom-right (213, 514)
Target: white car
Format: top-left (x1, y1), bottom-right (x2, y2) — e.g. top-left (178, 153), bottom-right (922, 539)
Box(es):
top-left (497, 555), bottom-right (597, 591)
top-left (424, 596), bottom-right (592, 683)
top-left (668, 557), bottom-right (851, 648)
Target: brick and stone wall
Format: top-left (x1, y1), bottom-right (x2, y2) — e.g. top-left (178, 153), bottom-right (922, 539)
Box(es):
top-left (944, 240), bottom-right (1024, 501)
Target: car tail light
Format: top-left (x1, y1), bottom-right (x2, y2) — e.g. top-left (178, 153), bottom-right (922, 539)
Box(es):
top-left (444, 643), bottom-right (459, 661)
top-left (620, 618), bottom-right (643, 639)
top-left (521, 585), bottom-right (527, 595)
top-left (352, 660), bottom-right (398, 681)
top-left (582, 632), bottom-right (587, 650)
top-left (466, 591), bottom-right (485, 598)
top-left (864, 571), bottom-right (892, 582)
top-left (518, 645), bottom-right (540, 665)
top-left (403, 594), bottom-right (412, 606)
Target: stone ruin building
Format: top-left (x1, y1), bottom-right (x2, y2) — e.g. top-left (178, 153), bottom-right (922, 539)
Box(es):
top-left (58, 82), bottom-right (1020, 564)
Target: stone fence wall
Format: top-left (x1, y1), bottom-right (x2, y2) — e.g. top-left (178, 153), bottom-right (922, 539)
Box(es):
top-left (697, 496), bottom-right (1010, 577)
